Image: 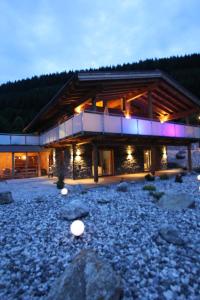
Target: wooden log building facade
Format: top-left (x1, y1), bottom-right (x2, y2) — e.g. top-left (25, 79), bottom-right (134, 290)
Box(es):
top-left (0, 70), bottom-right (200, 181)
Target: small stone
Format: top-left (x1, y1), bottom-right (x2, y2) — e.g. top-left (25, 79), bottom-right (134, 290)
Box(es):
top-left (97, 198), bottom-right (111, 204)
top-left (158, 193), bottom-right (195, 210)
top-left (0, 191), bottom-right (14, 205)
top-left (58, 199), bottom-right (89, 221)
top-left (116, 182), bottom-right (129, 192)
top-left (159, 226), bottom-right (186, 246)
top-left (163, 290), bottom-right (174, 300)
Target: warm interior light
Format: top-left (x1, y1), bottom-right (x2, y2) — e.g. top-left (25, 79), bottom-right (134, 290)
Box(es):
top-left (96, 100), bottom-right (103, 107)
top-left (125, 112), bottom-right (131, 119)
top-left (74, 105), bottom-right (83, 114)
top-left (70, 220), bottom-right (85, 237)
top-left (75, 148), bottom-right (81, 162)
top-left (21, 155), bottom-right (26, 160)
top-left (162, 146), bottom-right (167, 159)
top-left (127, 154), bottom-right (133, 160)
top-left (76, 149), bottom-right (81, 156)
top-left (160, 115), bottom-right (168, 123)
top-left (61, 188), bottom-right (68, 196)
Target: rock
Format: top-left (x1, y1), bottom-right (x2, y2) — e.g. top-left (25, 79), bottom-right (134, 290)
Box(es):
top-left (149, 191), bottom-right (165, 201)
top-left (35, 196), bottom-right (45, 203)
top-left (97, 198), bottom-right (111, 204)
top-left (73, 184), bottom-right (85, 194)
top-left (159, 226), bottom-right (186, 246)
top-left (59, 200), bottom-right (89, 221)
top-left (48, 249), bottom-right (123, 300)
top-left (116, 182), bottom-right (129, 192)
top-left (158, 193), bottom-right (195, 210)
top-left (0, 192), bottom-right (13, 205)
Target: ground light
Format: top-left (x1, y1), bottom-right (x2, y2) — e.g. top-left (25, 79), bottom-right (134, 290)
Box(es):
top-left (197, 175), bottom-right (200, 181)
top-left (61, 188), bottom-right (68, 196)
top-left (70, 220), bottom-right (85, 237)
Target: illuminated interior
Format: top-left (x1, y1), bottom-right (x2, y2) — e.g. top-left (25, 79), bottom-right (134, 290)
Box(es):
top-left (0, 151), bottom-right (50, 179)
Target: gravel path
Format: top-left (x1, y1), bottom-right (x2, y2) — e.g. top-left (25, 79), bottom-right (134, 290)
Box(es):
top-left (0, 175), bottom-right (200, 300)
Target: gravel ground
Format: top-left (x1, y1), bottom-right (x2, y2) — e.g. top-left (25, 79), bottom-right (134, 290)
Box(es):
top-left (0, 175), bottom-right (200, 300)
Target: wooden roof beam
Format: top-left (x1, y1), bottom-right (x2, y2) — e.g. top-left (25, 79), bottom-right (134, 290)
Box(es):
top-left (151, 92), bottom-right (179, 113)
top-left (164, 108), bottom-right (198, 121)
top-left (159, 82), bottom-right (194, 109)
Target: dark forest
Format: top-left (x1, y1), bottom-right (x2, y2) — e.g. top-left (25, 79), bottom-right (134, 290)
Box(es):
top-left (0, 53), bottom-right (199, 132)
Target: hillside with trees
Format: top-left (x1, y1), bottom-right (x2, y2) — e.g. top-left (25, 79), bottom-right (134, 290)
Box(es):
top-left (0, 53), bottom-right (200, 133)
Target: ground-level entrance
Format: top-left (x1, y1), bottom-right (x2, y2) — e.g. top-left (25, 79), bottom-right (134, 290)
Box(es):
top-left (98, 149), bottom-right (114, 176)
top-left (92, 149), bottom-right (114, 177)
top-left (144, 149), bottom-right (152, 171)
top-left (53, 135), bottom-right (194, 182)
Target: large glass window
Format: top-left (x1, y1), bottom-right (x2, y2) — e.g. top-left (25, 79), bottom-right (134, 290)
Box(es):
top-left (27, 153), bottom-right (38, 177)
top-left (0, 153), bottom-right (12, 178)
top-left (14, 153), bottom-right (27, 178)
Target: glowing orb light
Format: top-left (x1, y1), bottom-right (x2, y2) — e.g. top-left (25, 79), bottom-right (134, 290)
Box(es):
top-left (61, 188), bottom-right (68, 196)
top-left (70, 220), bottom-right (85, 237)
top-left (197, 175), bottom-right (200, 181)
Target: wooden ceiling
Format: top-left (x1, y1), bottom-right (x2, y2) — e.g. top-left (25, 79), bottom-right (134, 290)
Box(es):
top-left (24, 70), bottom-right (200, 133)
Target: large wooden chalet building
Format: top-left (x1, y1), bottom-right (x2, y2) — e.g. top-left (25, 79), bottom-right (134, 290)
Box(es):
top-left (0, 70), bottom-right (200, 181)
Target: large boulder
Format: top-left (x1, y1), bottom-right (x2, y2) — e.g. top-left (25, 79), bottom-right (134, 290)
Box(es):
top-left (158, 193), bottom-right (195, 210)
top-left (0, 192), bottom-right (13, 205)
top-left (59, 200), bottom-right (89, 221)
top-left (48, 250), bottom-right (123, 300)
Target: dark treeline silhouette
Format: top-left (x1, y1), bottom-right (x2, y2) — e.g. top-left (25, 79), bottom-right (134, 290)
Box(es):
top-left (0, 53), bottom-right (200, 132)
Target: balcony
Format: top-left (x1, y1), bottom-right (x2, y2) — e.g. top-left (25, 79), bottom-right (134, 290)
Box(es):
top-left (0, 134), bottom-right (40, 145)
top-left (40, 111), bottom-right (200, 145)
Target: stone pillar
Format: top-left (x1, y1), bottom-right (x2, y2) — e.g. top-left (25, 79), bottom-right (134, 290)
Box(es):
top-left (93, 143), bottom-right (98, 183)
top-left (187, 144), bottom-right (192, 172)
top-left (56, 148), bottom-right (64, 178)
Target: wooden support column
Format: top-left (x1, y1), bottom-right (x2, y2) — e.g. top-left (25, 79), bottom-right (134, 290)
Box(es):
top-left (148, 91), bottom-right (153, 120)
top-left (25, 152), bottom-right (28, 178)
top-left (92, 97), bottom-right (97, 111)
top-left (187, 143), bottom-right (192, 172)
top-left (72, 144), bottom-right (76, 180)
top-left (121, 97), bottom-right (126, 112)
top-left (150, 146), bottom-right (160, 173)
top-left (185, 116), bottom-right (190, 125)
top-left (12, 152), bottom-right (15, 178)
top-left (93, 143), bottom-right (98, 183)
top-left (38, 152), bottom-right (41, 177)
top-left (150, 146), bottom-right (156, 173)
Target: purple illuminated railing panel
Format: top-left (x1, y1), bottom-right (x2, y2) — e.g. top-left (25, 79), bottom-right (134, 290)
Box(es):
top-left (39, 112), bottom-right (200, 145)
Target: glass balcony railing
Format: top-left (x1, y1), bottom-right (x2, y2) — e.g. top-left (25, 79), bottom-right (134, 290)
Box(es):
top-left (0, 134), bottom-right (40, 145)
top-left (1, 112), bottom-right (199, 146)
top-left (40, 111), bottom-right (200, 145)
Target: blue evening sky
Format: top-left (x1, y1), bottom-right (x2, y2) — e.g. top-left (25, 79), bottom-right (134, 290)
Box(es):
top-left (0, 0), bottom-right (199, 84)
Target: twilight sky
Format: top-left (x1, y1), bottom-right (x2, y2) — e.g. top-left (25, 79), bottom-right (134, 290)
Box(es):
top-left (0, 0), bottom-right (199, 84)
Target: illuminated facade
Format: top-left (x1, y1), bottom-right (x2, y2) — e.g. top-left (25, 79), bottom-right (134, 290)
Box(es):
top-left (1, 71), bottom-right (200, 180)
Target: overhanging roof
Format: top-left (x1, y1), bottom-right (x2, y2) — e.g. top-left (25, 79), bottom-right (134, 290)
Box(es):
top-left (24, 70), bottom-right (200, 133)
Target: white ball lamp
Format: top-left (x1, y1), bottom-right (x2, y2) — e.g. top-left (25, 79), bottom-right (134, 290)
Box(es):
top-left (61, 188), bottom-right (68, 196)
top-left (70, 220), bottom-right (85, 237)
